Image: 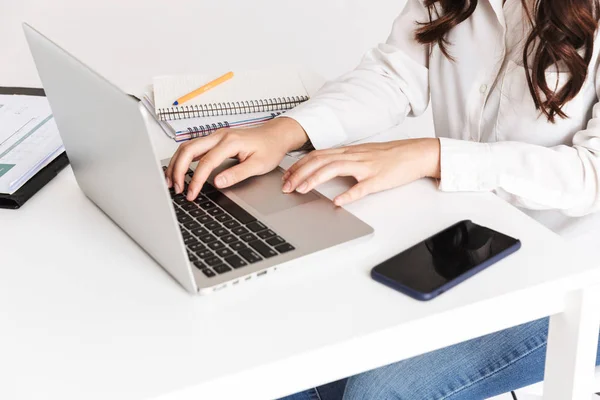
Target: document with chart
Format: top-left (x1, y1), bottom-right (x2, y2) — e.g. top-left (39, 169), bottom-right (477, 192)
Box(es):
top-left (0, 94), bottom-right (64, 194)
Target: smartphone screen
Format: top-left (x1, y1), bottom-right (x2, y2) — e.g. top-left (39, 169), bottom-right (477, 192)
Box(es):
top-left (371, 220), bottom-right (520, 299)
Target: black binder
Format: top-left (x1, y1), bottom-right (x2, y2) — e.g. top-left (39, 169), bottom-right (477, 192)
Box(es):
top-left (0, 87), bottom-right (69, 209)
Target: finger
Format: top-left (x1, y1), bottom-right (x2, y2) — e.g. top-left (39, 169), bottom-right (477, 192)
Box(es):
top-left (284, 153), bottom-right (365, 193)
top-left (283, 153), bottom-right (340, 193)
top-left (169, 134), bottom-right (222, 194)
top-left (165, 144), bottom-right (185, 188)
top-left (167, 129), bottom-right (230, 190)
top-left (333, 178), bottom-right (379, 206)
top-left (282, 148), bottom-right (347, 181)
top-left (169, 142), bottom-right (195, 194)
top-left (295, 161), bottom-right (368, 194)
top-left (214, 157), bottom-right (265, 189)
top-left (186, 139), bottom-right (240, 200)
top-left (281, 145), bottom-right (382, 181)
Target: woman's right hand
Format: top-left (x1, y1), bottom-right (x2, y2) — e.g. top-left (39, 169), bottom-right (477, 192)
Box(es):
top-left (165, 117), bottom-right (309, 201)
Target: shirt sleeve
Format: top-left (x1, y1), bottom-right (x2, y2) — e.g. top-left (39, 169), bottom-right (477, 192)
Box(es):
top-left (283, 0), bottom-right (430, 150)
top-left (439, 97), bottom-right (600, 218)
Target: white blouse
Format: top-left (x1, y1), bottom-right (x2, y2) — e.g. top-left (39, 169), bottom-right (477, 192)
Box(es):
top-left (284, 0), bottom-right (600, 240)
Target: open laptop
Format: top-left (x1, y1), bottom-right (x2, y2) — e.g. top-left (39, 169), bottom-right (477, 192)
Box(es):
top-left (23, 23), bottom-right (373, 294)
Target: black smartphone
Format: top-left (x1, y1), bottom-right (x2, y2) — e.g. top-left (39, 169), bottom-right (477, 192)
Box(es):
top-left (371, 220), bottom-right (521, 301)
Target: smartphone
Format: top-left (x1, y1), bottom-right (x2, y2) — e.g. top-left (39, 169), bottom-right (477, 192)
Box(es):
top-left (371, 220), bottom-right (521, 301)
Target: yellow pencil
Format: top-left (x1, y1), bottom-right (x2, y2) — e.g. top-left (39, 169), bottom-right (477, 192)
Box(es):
top-left (172, 71), bottom-right (234, 106)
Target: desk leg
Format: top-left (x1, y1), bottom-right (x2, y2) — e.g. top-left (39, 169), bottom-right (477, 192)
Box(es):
top-left (542, 285), bottom-right (600, 400)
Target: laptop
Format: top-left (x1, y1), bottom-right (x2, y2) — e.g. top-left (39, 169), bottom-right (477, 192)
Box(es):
top-left (23, 23), bottom-right (373, 294)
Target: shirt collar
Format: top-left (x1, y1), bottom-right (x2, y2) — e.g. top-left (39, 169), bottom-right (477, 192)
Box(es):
top-left (488, 0), bottom-right (506, 28)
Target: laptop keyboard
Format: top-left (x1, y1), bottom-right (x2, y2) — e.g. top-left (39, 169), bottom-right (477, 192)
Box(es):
top-left (165, 167), bottom-right (295, 278)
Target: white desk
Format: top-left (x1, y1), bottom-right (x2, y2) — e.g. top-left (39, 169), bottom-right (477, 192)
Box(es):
top-left (1, 117), bottom-right (600, 399)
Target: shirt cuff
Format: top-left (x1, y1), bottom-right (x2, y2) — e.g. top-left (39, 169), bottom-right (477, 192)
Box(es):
top-left (280, 101), bottom-right (347, 150)
top-left (438, 138), bottom-right (497, 192)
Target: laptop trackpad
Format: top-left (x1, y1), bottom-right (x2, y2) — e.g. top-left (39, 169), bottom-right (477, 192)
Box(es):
top-left (227, 168), bottom-right (319, 215)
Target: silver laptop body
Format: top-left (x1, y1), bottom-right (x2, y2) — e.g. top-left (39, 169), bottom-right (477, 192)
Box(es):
top-left (24, 23), bottom-right (373, 294)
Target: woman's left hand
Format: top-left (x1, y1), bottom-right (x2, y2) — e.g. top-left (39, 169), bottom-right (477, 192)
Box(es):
top-left (282, 138), bottom-right (441, 206)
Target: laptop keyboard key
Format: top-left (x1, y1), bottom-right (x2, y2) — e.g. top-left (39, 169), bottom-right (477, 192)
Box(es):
top-left (229, 241), bottom-right (247, 251)
top-left (208, 241), bottom-right (225, 251)
top-left (275, 243), bottom-right (295, 254)
top-left (224, 254), bottom-right (247, 269)
top-left (232, 226), bottom-right (249, 236)
top-left (205, 191), bottom-right (257, 224)
top-left (201, 268), bottom-right (216, 278)
top-left (193, 194), bottom-right (207, 203)
top-left (174, 195), bottom-right (188, 205)
top-left (184, 221), bottom-right (201, 230)
top-left (182, 202), bottom-right (199, 211)
top-left (191, 227), bottom-right (208, 237)
top-left (183, 236), bottom-right (198, 245)
top-left (240, 233), bottom-right (257, 242)
top-left (238, 248), bottom-right (262, 264)
top-left (216, 213), bottom-right (232, 223)
top-left (178, 214), bottom-right (192, 224)
top-left (199, 201), bottom-right (216, 210)
top-left (213, 264), bottom-right (232, 274)
top-left (216, 248), bottom-right (234, 258)
top-left (205, 221), bottom-right (220, 231)
top-left (188, 253), bottom-right (198, 262)
top-left (199, 234), bottom-right (218, 243)
top-left (221, 234), bottom-right (237, 244)
top-left (197, 249), bottom-right (215, 259)
top-left (189, 209), bottom-right (205, 218)
top-left (198, 215), bottom-right (213, 225)
top-left (249, 240), bottom-right (278, 258)
top-left (213, 228), bottom-right (228, 237)
top-left (247, 221), bottom-right (267, 232)
top-left (181, 228), bottom-right (192, 238)
top-left (257, 229), bottom-right (276, 239)
top-left (266, 236), bottom-right (285, 246)
top-left (188, 242), bottom-right (206, 252)
top-left (223, 220), bottom-right (240, 229)
top-left (200, 183), bottom-right (218, 194)
top-left (205, 256), bottom-right (221, 266)
top-left (207, 207), bottom-right (224, 216)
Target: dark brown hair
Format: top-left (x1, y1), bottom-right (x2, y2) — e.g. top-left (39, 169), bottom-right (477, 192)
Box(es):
top-left (415, 0), bottom-right (599, 122)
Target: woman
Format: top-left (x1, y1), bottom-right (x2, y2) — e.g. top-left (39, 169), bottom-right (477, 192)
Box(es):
top-left (166, 0), bottom-right (600, 397)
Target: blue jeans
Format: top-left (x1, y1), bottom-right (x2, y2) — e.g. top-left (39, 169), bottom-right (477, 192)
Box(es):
top-left (281, 318), bottom-right (600, 400)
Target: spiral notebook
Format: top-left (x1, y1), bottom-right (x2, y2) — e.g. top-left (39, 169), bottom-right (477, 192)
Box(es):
top-left (142, 91), bottom-right (290, 142)
top-left (153, 69), bottom-right (309, 122)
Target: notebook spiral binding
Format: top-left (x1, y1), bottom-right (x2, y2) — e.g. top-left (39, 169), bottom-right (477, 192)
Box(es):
top-left (183, 111), bottom-right (287, 140)
top-left (157, 95), bottom-right (309, 121)
top-left (186, 121), bottom-right (231, 139)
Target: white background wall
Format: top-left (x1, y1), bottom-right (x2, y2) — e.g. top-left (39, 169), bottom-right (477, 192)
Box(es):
top-left (1, 0), bottom-right (432, 133)
top-left (2, 0), bottom-right (405, 88)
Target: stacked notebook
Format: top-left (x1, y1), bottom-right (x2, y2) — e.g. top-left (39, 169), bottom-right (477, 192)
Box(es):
top-left (143, 68), bottom-right (310, 142)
